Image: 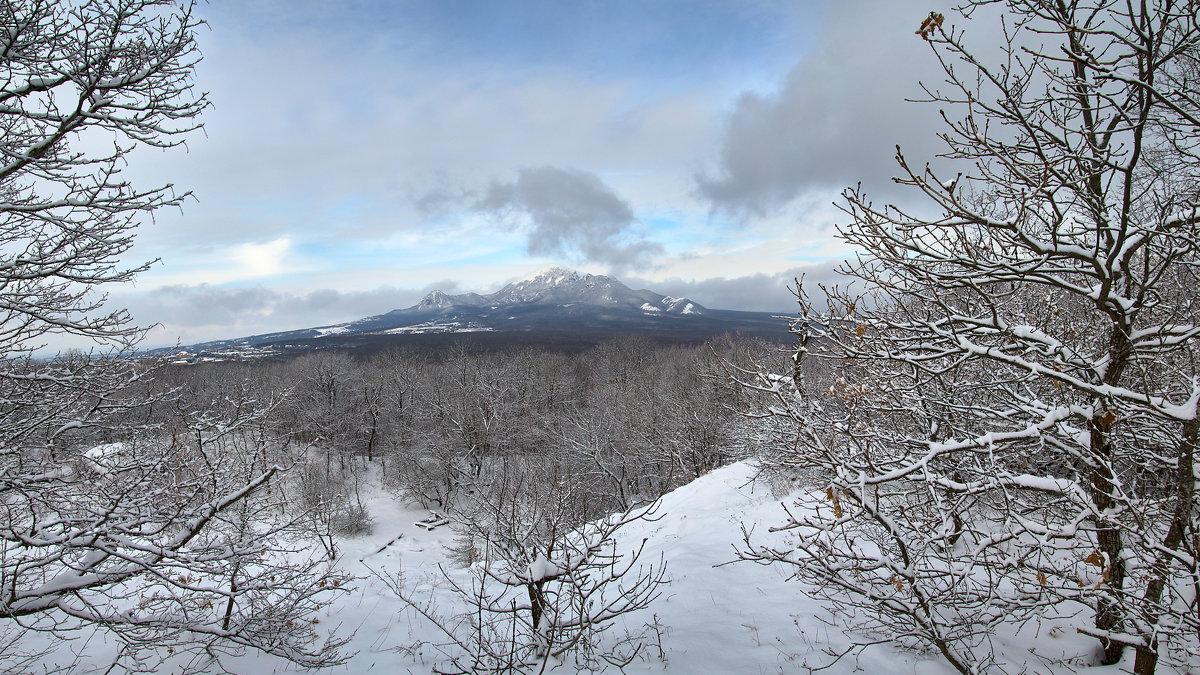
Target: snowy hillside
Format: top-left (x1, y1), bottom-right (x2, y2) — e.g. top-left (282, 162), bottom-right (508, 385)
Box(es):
top-left (29, 461), bottom-right (1116, 673)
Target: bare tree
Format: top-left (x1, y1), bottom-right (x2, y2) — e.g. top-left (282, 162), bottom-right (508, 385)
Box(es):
top-left (379, 457), bottom-right (667, 674)
top-left (392, 344), bottom-right (528, 509)
top-left (0, 1), bottom-right (345, 669)
top-left (739, 2), bottom-right (1200, 673)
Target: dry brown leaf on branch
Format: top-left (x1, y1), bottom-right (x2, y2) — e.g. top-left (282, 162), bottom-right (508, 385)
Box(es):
top-left (916, 12), bottom-right (944, 40)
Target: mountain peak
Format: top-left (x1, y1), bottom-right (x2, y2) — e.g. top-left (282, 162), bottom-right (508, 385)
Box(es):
top-left (417, 290), bottom-right (454, 310)
top-left (154, 267), bottom-right (786, 361)
top-left (497, 266), bottom-right (623, 305)
top-left (518, 265), bottom-right (584, 286)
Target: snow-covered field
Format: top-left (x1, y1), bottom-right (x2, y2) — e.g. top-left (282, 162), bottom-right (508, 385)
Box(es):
top-left (29, 462), bottom-right (1123, 673)
top-left (248, 461), bottom-right (949, 675)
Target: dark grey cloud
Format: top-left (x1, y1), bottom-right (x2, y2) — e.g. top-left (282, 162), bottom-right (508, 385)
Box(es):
top-left (118, 283), bottom-right (459, 346)
top-left (475, 167), bottom-right (663, 271)
top-left (627, 260), bottom-right (845, 314)
top-left (129, 286), bottom-right (281, 329)
top-left (696, 1), bottom-right (950, 217)
top-left (410, 180), bottom-right (473, 217)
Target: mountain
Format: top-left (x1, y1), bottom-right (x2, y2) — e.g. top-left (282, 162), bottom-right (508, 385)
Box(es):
top-left (159, 267), bottom-right (791, 360)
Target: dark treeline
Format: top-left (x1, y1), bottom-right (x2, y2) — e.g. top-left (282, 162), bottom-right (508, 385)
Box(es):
top-left (134, 334), bottom-right (785, 558)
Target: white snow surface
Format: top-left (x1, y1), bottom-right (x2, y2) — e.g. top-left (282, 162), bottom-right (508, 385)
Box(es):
top-left (26, 461), bottom-right (1118, 673)
top-left (80, 442), bottom-right (125, 474)
top-left (377, 321), bottom-right (493, 335)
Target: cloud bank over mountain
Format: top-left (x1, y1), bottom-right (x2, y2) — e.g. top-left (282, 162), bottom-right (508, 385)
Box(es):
top-left (73, 0), bottom-right (970, 351)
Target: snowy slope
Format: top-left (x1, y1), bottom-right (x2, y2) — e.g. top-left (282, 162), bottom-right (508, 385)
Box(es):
top-left (31, 462), bottom-right (1115, 673)
top-left (299, 462), bottom-right (1110, 674)
top-left (606, 463), bottom-right (961, 675)
top-left (243, 463), bottom-right (961, 674)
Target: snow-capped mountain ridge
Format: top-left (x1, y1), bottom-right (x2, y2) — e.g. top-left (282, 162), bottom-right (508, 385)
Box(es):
top-left (516, 265), bottom-right (581, 285)
top-left (416, 290), bottom-right (455, 310)
top-left (160, 267), bottom-right (786, 360)
top-left (406, 267), bottom-right (705, 316)
top-left (414, 289), bottom-right (486, 311)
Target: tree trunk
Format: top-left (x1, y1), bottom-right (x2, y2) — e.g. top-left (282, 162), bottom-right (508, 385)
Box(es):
top-left (1092, 322), bottom-right (1133, 664)
top-left (527, 581), bottom-right (545, 631)
top-left (222, 559), bottom-right (241, 631)
top-left (1090, 411), bottom-right (1128, 665)
top-left (1132, 418), bottom-right (1197, 675)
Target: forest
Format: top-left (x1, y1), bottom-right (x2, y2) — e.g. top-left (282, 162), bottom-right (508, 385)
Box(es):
top-left (147, 335), bottom-right (779, 559)
top-left (4, 334), bottom-right (786, 672)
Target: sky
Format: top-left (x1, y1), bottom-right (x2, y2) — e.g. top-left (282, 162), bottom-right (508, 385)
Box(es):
top-left (102, 0), bottom-right (960, 348)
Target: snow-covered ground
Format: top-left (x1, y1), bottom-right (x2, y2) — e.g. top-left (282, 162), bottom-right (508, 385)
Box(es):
top-left (27, 461), bottom-right (1122, 673)
top-left (230, 461), bottom-right (1102, 674)
top-left (238, 461), bottom-right (933, 675)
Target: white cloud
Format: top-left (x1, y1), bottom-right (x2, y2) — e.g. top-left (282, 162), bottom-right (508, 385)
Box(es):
top-left (232, 237), bottom-right (291, 278)
top-left (85, 0), bottom-right (985, 344)
top-left (137, 237), bottom-right (302, 289)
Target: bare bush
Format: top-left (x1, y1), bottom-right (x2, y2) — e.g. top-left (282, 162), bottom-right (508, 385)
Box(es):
top-left (378, 457), bottom-right (667, 673)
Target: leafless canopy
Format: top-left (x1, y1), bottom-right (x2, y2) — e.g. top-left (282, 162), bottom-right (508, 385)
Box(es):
top-left (0, 2), bottom-right (347, 671)
top-left (739, 2), bottom-right (1200, 673)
